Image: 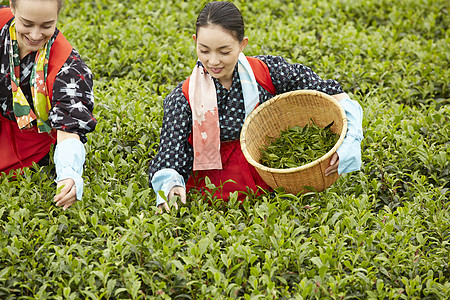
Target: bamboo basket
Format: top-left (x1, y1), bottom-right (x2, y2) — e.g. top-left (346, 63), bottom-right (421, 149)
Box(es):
top-left (240, 90), bottom-right (347, 194)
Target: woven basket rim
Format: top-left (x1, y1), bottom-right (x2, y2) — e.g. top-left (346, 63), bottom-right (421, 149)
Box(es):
top-left (240, 89), bottom-right (348, 174)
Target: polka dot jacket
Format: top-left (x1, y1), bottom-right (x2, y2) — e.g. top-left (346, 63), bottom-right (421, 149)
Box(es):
top-left (148, 55), bottom-right (344, 184)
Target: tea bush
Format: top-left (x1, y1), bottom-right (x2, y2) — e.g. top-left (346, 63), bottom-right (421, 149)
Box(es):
top-left (1, 0), bottom-right (449, 299)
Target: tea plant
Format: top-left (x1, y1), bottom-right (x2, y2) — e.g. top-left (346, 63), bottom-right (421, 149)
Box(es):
top-left (0, 0), bottom-right (449, 299)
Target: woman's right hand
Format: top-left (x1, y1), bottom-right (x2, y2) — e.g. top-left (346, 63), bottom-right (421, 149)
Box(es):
top-left (157, 186), bottom-right (187, 214)
top-left (54, 178), bottom-right (77, 210)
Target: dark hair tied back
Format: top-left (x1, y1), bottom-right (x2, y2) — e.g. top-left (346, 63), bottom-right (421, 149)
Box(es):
top-left (196, 1), bottom-right (245, 42)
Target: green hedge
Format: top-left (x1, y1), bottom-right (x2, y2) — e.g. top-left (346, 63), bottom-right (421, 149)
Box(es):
top-left (0, 0), bottom-right (448, 298)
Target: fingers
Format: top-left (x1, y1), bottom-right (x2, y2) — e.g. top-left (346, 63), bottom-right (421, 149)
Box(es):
top-left (179, 189), bottom-right (187, 204)
top-left (55, 179), bottom-right (77, 210)
top-left (171, 186), bottom-right (186, 204)
top-left (172, 198), bottom-right (179, 210)
top-left (325, 165), bottom-right (338, 176)
top-left (156, 202), bottom-right (170, 215)
top-left (325, 153), bottom-right (340, 176)
top-left (157, 186), bottom-right (187, 214)
top-left (329, 152), bottom-right (339, 166)
top-left (163, 202), bottom-right (170, 212)
top-left (170, 186), bottom-right (186, 207)
top-left (168, 190), bottom-right (182, 210)
top-left (62, 197), bottom-right (77, 211)
top-left (55, 179), bottom-right (74, 201)
top-left (55, 186), bottom-right (77, 210)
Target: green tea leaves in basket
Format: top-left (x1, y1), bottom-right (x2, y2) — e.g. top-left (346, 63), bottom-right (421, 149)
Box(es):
top-left (260, 120), bottom-right (339, 169)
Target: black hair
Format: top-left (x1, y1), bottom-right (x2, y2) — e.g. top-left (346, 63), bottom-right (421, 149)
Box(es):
top-left (195, 1), bottom-right (245, 42)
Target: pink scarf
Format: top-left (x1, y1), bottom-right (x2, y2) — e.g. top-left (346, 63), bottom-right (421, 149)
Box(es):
top-left (189, 62), bottom-right (222, 170)
top-left (188, 53), bottom-right (259, 171)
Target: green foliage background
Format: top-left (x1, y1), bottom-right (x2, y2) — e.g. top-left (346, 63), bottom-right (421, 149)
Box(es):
top-left (1, 0), bottom-right (449, 299)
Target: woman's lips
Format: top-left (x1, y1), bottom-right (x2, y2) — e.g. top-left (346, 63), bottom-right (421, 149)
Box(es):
top-left (209, 67), bottom-right (223, 74)
top-left (25, 36), bottom-right (43, 45)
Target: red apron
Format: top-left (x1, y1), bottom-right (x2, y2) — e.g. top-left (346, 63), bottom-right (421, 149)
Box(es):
top-left (186, 140), bottom-right (271, 201)
top-left (0, 7), bottom-right (73, 175)
top-left (183, 57), bottom-right (276, 201)
top-left (0, 114), bottom-right (57, 174)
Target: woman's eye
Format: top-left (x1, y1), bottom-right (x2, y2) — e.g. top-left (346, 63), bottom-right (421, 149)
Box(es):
top-left (23, 24), bottom-right (33, 27)
top-left (200, 50), bottom-right (209, 54)
top-left (221, 52), bottom-right (231, 55)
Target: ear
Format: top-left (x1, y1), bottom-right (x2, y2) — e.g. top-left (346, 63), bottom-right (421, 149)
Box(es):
top-left (240, 37), bottom-right (249, 52)
top-left (192, 34), bottom-right (197, 43)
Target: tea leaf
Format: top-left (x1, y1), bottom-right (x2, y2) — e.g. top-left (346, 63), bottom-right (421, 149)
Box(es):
top-left (260, 120), bottom-right (339, 168)
top-left (1, 0), bottom-right (449, 299)
top-left (56, 184), bottom-right (65, 194)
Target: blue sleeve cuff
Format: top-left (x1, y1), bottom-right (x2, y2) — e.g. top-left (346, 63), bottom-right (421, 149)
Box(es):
top-left (337, 98), bottom-right (364, 174)
top-left (151, 168), bottom-right (185, 206)
top-left (54, 138), bottom-right (86, 200)
top-left (337, 135), bottom-right (362, 174)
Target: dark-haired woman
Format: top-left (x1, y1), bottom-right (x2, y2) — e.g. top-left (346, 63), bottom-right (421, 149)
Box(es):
top-left (149, 1), bottom-right (363, 213)
top-left (0, 0), bottom-right (96, 210)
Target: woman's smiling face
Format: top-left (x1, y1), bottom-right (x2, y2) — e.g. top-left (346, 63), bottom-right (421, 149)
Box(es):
top-left (194, 25), bottom-right (248, 88)
top-left (10, 0), bottom-right (59, 59)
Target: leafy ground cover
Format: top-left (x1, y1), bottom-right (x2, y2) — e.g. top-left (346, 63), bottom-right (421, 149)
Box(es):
top-left (0, 0), bottom-right (449, 299)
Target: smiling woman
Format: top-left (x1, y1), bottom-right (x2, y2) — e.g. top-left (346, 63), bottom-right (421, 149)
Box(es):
top-left (0, 0), bottom-right (96, 210)
top-left (149, 1), bottom-right (364, 214)
top-left (10, 0), bottom-right (59, 58)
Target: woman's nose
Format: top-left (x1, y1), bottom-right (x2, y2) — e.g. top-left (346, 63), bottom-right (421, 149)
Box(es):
top-left (209, 54), bottom-right (220, 65)
top-left (29, 28), bottom-right (42, 41)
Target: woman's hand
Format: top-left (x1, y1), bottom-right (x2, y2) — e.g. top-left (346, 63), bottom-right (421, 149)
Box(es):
top-left (157, 186), bottom-right (186, 214)
top-left (54, 178), bottom-right (77, 210)
top-left (325, 152), bottom-right (339, 176)
top-left (331, 92), bottom-right (350, 102)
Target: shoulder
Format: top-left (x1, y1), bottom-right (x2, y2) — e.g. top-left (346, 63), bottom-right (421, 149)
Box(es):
top-left (47, 29), bottom-right (78, 74)
top-left (253, 55), bottom-right (290, 67)
top-left (253, 54), bottom-right (314, 78)
top-left (0, 10), bottom-right (12, 38)
top-left (67, 48), bottom-right (92, 73)
top-left (251, 55), bottom-right (296, 77)
top-left (163, 81), bottom-right (192, 113)
top-left (51, 48), bottom-right (94, 101)
top-left (0, 6), bottom-right (13, 26)
top-left (48, 28), bottom-right (89, 78)
top-left (165, 81), bottom-right (187, 104)
top-left (56, 48), bottom-right (93, 80)
top-left (49, 28), bottom-right (72, 55)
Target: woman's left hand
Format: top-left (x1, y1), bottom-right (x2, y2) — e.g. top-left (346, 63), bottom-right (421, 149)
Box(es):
top-left (54, 178), bottom-right (77, 210)
top-left (325, 152), bottom-right (339, 176)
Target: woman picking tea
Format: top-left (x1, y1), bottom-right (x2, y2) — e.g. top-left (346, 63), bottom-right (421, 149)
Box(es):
top-left (0, 0), bottom-right (96, 210)
top-left (149, 1), bottom-right (363, 213)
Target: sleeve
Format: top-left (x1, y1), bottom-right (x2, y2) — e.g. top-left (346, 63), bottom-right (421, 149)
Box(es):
top-left (336, 98), bottom-right (364, 174)
top-left (151, 168), bottom-right (185, 206)
top-left (148, 83), bottom-right (194, 187)
top-left (49, 49), bottom-right (96, 143)
top-left (255, 55), bottom-right (344, 96)
top-left (54, 138), bottom-right (86, 200)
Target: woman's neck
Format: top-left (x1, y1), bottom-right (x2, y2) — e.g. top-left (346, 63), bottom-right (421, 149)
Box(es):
top-left (218, 70), bottom-right (234, 90)
top-left (219, 78), bottom-right (232, 90)
top-left (19, 48), bottom-right (30, 60)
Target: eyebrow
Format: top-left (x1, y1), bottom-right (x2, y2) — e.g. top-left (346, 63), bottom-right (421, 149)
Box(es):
top-left (20, 17), bottom-right (56, 25)
top-left (198, 43), bottom-right (231, 50)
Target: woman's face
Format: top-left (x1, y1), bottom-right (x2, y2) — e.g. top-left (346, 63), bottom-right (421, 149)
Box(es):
top-left (194, 25), bottom-right (248, 87)
top-left (10, 0), bottom-right (58, 58)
